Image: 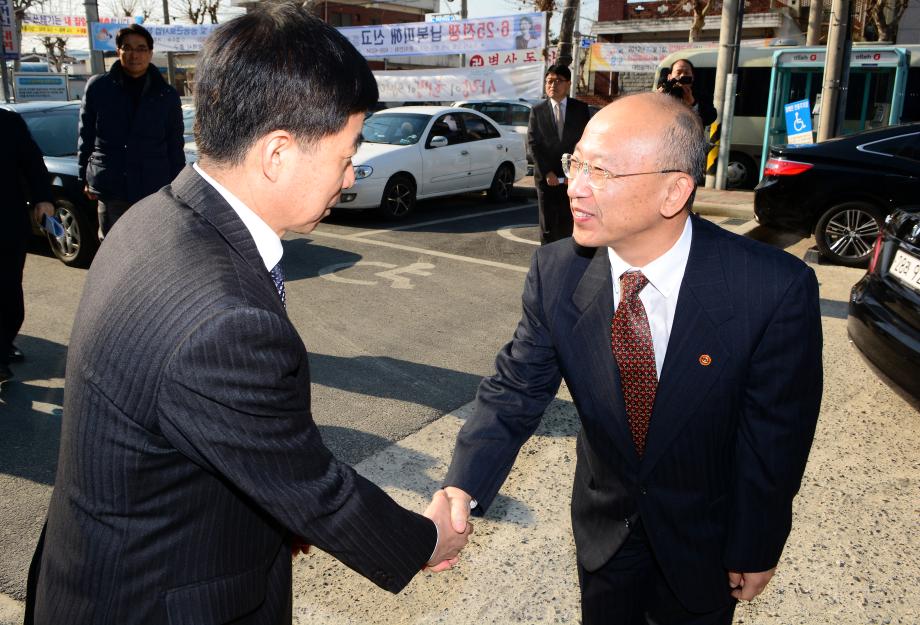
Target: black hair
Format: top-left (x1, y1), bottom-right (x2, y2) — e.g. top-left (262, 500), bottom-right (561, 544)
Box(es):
top-left (669, 58), bottom-right (695, 73)
top-left (116, 24), bottom-right (153, 50)
top-left (194, 1), bottom-right (378, 165)
top-left (545, 64), bottom-right (572, 81)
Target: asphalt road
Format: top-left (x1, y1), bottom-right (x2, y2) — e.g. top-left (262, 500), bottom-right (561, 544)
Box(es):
top-left (1, 189), bottom-right (917, 624)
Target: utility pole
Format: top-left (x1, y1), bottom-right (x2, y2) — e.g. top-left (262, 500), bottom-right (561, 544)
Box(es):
top-left (806, 0), bottom-right (823, 45)
top-left (161, 0), bottom-right (176, 89)
top-left (569, 0), bottom-right (581, 98)
top-left (0, 4), bottom-right (10, 103)
top-left (715, 0), bottom-right (744, 189)
top-left (84, 0), bottom-right (104, 74)
top-left (817, 0), bottom-right (849, 141)
top-left (705, 0), bottom-right (740, 189)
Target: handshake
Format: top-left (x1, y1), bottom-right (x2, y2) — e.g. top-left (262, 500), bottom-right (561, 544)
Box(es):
top-left (422, 486), bottom-right (475, 572)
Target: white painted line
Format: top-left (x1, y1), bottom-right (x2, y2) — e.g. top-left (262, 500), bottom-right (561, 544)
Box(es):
top-left (306, 230), bottom-right (531, 273)
top-left (343, 203), bottom-right (538, 239)
top-left (497, 224), bottom-right (540, 246)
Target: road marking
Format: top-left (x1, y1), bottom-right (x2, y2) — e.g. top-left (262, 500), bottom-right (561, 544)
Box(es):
top-left (497, 224), bottom-right (540, 246)
top-left (318, 261), bottom-right (435, 289)
top-left (341, 203), bottom-right (538, 239)
top-left (307, 231), bottom-right (530, 273)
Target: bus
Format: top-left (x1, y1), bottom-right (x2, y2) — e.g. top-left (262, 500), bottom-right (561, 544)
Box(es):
top-left (656, 44), bottom-right (920, 188)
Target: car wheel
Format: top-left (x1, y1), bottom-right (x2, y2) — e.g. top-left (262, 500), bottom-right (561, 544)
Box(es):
top-left (725, 151), bottom-right (757, 189)
top-left (378, 175), bottom-right (416, 220)
top-left (50, 198), bottom-right (99, 268)
top-left (487, 164), bottom-right (514, 203)
top-left (814, 201), bottom-right (883, 267)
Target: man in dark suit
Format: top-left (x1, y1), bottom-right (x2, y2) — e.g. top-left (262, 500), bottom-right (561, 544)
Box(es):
top-left (658, 58), bottom-right (717, 126)
top-left (0, 109), bottom-right (54, 385)
top-left (26, 5), bottom-right (469, 624)
top-left (439, 93), bottom-right (822, 624)
top-left (528, 64), bottom-right (590, 245)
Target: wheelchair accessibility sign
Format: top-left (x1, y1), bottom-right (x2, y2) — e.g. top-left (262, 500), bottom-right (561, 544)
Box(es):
top-left (784, 99), bottom-right (814, 145)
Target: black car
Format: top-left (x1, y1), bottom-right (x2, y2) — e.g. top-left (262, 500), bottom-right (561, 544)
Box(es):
top-left (848, 207), bottom-right (920, 400)
top-left (754, 123), bottom-right (920, 267)
top-left (1, 101), bottom-right (99, 267)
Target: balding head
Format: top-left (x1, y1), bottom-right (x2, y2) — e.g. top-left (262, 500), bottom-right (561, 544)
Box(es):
top-left (566, 92), bottom-right (702, 264)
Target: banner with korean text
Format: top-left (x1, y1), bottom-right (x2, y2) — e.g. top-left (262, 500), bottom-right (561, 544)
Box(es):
top-left (339, 12), bottom-right (545, 58)
top-left (1, 0), bottom-right (18, 59)
top-left (373, 64), bottom-right (542, 102)
top-left (466, 46), bottom-right (556, 68)
top-left (22, 14), bottom-right (89, 36)
top-left (90, 22), bottom-right (217, 52)
top-left (589, 40), bottom-right (773, 73)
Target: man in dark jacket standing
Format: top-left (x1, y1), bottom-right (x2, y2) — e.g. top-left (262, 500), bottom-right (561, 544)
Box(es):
top-left (78, 24), bottom-right (184, 239)
top-left (0, 109), bottom-right (54, 384)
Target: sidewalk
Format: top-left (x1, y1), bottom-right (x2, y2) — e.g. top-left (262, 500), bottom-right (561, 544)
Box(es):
top-left (513, 176), bottom-right (755, 220)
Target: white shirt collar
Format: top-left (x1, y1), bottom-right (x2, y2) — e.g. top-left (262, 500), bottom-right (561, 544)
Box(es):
top-left (553, 96), bottom-right (568, 112)
top-left (607, 216), bottom-right (693, 298)
top-left (193, 162), bottom-right (283, 272)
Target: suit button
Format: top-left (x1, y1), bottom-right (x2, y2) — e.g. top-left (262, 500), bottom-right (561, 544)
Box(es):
top-left (624, 517), bottom-right (630, 528)
top-left (639, 486), bottom-right (647, 495)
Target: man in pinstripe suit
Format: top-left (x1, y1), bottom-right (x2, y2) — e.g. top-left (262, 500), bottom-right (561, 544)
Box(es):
top-left (439, 93), bottom-right (823, 625)
top-left (26, 6), bottom-right (469, 624)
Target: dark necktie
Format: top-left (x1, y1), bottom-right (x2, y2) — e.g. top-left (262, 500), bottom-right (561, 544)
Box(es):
top-left (554, 102), bottom-right (564, 141)
top-left (611, 271), bottom-right (657, 456)
top-left (269, 262), bottom-right (286, 309)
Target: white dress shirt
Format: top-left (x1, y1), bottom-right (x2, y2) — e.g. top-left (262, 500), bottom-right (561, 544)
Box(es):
top-left (552, 97), bottom-right (567, 130)
top-left (608, 217), bottom-right (693, 379)
top-left (193, 163), bottom-right (283, 272)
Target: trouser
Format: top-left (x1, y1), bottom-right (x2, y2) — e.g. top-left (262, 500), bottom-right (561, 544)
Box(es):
top-left (97, 197), bottom-right (133, 240)
top-left (0, 237), bottom-right (27, 367)
top-left (536, 182), bottom-right (573, 245)
top-left (577, 520), bottom-right (737, 625)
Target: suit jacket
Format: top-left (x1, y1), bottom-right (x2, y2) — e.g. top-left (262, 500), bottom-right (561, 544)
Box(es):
top-left (446, 215), bottom-right (823, 612)
top-left (0, 109), bottom-right (52, 245)
top-left (28, 167), bottom-right (436, 625)
top-left (527, 97), bottom-right (590, 186)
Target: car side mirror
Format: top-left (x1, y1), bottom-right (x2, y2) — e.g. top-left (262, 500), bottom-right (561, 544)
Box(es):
top-left (429, 135), bottom-right (448, 148)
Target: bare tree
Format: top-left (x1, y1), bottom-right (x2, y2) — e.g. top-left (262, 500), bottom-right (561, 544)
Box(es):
top-left (40, 35), bottom-right (67, 70)
top-left (109, 0), bottom-right (155, 20)
top-left (864, 0), bottom-right (911, 42)
top-left (687, 0), bottom-right (714, 43)
top-left (173, 0), bottom-right (221, 24)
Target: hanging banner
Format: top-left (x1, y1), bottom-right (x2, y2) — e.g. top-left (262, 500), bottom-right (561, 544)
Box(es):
top-left (589, 42), bottom-right (710, 73)
top-left (373, 63), bottom-right (542, 102)
top-left (1, 0), bottom-right (18, 60)
top-left (22, 14), bottom-right (89, 37)
top-left (466, 46), bottom-right (556, 68)
top-left (90, 22), bottom-right (218, 52)
top-left (339, 12), bottom-right (545, 58)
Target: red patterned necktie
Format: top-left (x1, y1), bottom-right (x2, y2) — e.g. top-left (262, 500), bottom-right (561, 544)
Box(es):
top-left (611, 271), bottom-right (657, 456)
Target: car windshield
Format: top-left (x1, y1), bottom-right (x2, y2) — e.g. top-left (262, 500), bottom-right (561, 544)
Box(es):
top-left (21, 106), bottom-right (79, 157)
top-left (362, 113), bottom-right (430, 145)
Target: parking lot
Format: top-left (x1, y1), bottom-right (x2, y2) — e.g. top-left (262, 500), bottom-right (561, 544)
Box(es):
top-left (1, 189), bottom-right (918, 624)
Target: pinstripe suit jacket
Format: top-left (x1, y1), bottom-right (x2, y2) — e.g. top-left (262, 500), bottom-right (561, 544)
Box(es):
top-left (445, 215), bottom-right (823, 612)
top-left (28, 167), bottom-right (437, 625)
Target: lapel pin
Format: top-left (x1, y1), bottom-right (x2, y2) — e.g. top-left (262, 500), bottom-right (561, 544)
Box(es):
top-left (699, 354), bottom-right (712, 366)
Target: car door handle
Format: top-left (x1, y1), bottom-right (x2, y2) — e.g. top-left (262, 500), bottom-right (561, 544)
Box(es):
top-left (460, 150), bottom-right (469, 155)
top-left (496, 144), bottom-right (503, 149)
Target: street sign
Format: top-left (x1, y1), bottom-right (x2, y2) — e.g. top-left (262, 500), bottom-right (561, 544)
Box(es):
top-left (0, 0), bottom-right (19, 60)
top-left (425, 12), bottom-right (460, 23)
top-left (784, 99), bottom-right (814, 145)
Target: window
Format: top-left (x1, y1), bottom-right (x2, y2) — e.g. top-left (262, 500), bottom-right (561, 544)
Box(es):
top-left (428, 114), bottom-right (465, 146)
top-left (362, 113), bottom-right (430, 145)
top-left (459, 113), bottom-right (500, 140)
top-left (866, 133), bottom-right (920, 162)
top-left (510, 105), bottom-right (531, 126)
top-left (22, 107), bottom-right (79, 157)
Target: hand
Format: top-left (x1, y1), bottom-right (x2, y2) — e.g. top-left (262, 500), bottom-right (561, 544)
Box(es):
top-left (423, 489), bottom-right (472, 571)
top-left (84, 184), bottom-right (97, 200)
top-left (444, 486), bottom-right (473, 533)
top-left (32, 201), bottom-right (55, 225)
top-left (291, 536), bottom-right (311, 558)
top-left (728, 567), bottom-right (776, 601)
top-left (546, 171), bottom-right (560, 187)
top-left (681, 85), bottom-right (695, 107)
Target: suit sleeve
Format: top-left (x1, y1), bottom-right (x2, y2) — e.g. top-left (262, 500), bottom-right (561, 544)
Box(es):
top-left (77, 78), bottom-right (97, 181)
top-left (13, 112), bottom-right (53, 205)
top-left (723, 266), bottom-right (823, 572)
top-left (166, 90), bottom-right (185, 179)
top-left (156, 306), bottom-right (437, 593)
top-left (445, 252), bottom-right (563, 513)
top-left (528, 104), bottom-right (557, 178)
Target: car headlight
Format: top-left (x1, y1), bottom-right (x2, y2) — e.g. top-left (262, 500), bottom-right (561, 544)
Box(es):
top-left (353, 165), bottom-right (373, 179)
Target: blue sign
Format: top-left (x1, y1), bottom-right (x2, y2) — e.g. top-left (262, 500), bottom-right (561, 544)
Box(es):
top-left (784, 98), bottom-right (814, 145)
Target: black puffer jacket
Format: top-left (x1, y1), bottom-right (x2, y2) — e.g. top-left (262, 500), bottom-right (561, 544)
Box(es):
top-left (78, 61), bottom-right (184, 203)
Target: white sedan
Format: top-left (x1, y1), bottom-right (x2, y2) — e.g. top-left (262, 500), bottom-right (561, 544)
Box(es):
top-left (336, 106), bottom-right (528, 219)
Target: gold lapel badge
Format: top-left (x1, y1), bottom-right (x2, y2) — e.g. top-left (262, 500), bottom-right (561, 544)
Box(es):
top-left (699, 354), bottom-right (712, 366)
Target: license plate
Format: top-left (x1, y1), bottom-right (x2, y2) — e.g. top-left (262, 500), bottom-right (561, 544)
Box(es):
top-left (889, 248), bottom-right (920, 292)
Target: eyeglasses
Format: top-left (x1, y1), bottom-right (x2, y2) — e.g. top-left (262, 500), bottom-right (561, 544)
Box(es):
top-left (561, 153), bottom-right (686, 190)
top-left (119, 46), bottom-right (151, 54)
top-left (545, 78), bottom-right (569, 85)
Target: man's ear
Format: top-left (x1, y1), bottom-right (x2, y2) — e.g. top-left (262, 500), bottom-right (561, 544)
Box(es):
top-left (661, 173), bottom-right (695, 219)
top-left (258, 130), bottom-right (297, 183)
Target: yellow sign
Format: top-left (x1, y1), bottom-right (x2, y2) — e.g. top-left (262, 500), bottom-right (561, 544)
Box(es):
top-left (22, 14), bottom-right (88, 37)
